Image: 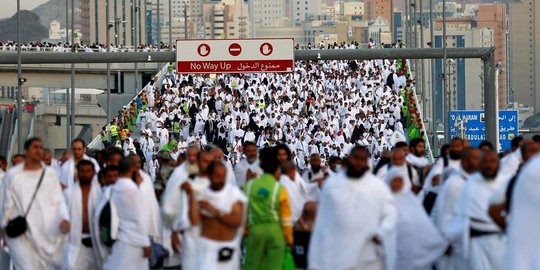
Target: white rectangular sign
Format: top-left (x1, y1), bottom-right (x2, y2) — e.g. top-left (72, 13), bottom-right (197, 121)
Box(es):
top-left (176, 38), bottom-right (294, 73)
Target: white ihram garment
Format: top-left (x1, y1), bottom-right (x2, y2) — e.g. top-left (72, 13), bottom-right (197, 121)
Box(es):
top-left (63, 179), bottom-right (102, 270)
top-left (59, 155), bottom-right (101, 188)
top-left (195, 184), bottom-right (247, 270)
top-left (433, 168), bottom-right (470, 270)
top-left (308, 172), bottom-right (398, 270)
top-left (506, 154), bottom-right (540, 269)
top-left (455, 172), bottom-right (506, 270)
top-left (105, 177), bottom-right (150, 270)
top-left (1, 165), bottom-right (69, 270)
top-left (385, 168), bottom-right (447, 270)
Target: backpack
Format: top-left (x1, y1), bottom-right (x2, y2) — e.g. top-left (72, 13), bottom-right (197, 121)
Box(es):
top-left (98, 201), bottom-right (116, 247)
top-left (423, 156), bottom-right (450, 214)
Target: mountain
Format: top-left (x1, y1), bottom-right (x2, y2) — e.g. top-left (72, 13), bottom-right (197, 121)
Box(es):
top-left (0, 10), bottom-right (48, 42)
top-left (32, 0), bottom-right (80, 30)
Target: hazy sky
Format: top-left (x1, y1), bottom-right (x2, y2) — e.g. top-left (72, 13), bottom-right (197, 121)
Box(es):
top-left (1, 0), bottom-right (48, 19)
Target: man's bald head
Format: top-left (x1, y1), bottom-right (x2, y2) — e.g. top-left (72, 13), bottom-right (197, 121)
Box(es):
top-left (480, 150), bottom-right (499, 180)
top-left (302, 201), bottom-right (318, 222)
top-left (210, 146), bottom-right (225, 162)
top-left (449, 137), bottom-right (465, 160)
top-left (520, 139), bottom-right (540, 162)
top-left (281, 161), bottom-right (297, 179)
top-left (391, 149), bottom-right (406, 166)
top-left (41, 148), bottom-right (53, 166)
top-left (461, 147), bottom-right (481, 174)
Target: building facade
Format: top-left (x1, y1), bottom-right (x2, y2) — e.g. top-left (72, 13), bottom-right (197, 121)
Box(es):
top-left (510, 0), bottom-right (539, 111)
top-left (476, 4), bottom-right (508, 109)
top-left (84, 0), bottom-right (148, 46)
top-left (253, 0), bottom-right (283, 27)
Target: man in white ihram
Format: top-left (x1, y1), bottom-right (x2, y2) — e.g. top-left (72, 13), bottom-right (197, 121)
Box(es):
top-left (309, 146), bottom-right (398, 270)
top-left (234, 142), bottom-right (263, 187)
top-left (1, 138), bottom-right (71, 269)
top-left (105, 157), bottom-right (151, 270)
top-left (161, 145), bottom-right (200, 268)
top-left (454, 150), bottom-right (506, 270)
top-left (63, 160), bottom-right (102, 270)
top-left (434, 148), bottom-right (481, 270)
top-left (59, 138), bottom-right (100, 189)
top-left (183, 161), bottom-right (246, 270)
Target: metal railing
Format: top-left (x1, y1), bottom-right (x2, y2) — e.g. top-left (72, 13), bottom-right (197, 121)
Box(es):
top-left (406, 59), bottom-right (434, 162)
top-left (0, 46), bottom-right (175, 53)
top-left (6, 118), bottom-right (17, 166)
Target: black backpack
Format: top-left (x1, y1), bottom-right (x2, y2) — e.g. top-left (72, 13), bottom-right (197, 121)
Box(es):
top-left (98, 202), bottom-right (115, 247)
top-left (423, 156), bottom-right (449, 214)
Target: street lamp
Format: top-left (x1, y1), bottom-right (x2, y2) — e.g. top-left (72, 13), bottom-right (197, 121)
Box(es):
top-left (168, 0), bottom-right (172, 48)
top-left (16, 0), bottom-right (22, 153)
top-left (106, 0), bottom-right (111, 123)
top-left (134, 5), bottom-right (140, 91)
top-left (70, 0), bottom-right (75, 141)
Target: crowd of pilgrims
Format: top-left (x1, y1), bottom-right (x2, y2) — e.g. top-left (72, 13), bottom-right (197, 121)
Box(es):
top-left (0, 133), bottom-right (539, 270)
top-left (0, 43), bottom-right (537, 270)
top-left (109, 42), bottom-right (417, 183)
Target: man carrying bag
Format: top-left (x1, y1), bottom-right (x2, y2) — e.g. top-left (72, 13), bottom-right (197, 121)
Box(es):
top-left (1, 138), bottom-right (70, 269)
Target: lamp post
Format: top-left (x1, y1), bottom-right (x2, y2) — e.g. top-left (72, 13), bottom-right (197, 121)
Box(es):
top-left (157, 0), bottom-right (161, 48)
top-left (168, 0), bottom-right (172, 48)
top-left (70, 0), bottom-right (75, 141)
top-left (134, 5), bottom-right (139, 91)
top-left (429, 0), bottom-right (437, 155)
top-left (184, 1), bottom-right (188, 40)
top-left (442, 0), bottom-right (449, 143)
top-left (106, 0), bottom-right (111, 123)
top-left (16, 0), bottom-right (23, 153)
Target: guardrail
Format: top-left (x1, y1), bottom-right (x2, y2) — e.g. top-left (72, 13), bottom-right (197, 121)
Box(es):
top-left (6, 118), bottom-right (17, 166)
top-left (27, 113), bottom-right (35, 140)
top-left (406, 59), bottom-right (434, 162)
top-left (0, 47), bottom-right (175, 53)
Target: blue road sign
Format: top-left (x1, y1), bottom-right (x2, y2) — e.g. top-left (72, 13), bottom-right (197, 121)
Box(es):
top-left (448, 110), bottom-right (519, 151)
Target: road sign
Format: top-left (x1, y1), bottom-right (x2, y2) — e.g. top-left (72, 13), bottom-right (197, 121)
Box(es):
top-left (176, 39), bottom-right (294, 73)
top-left (260, 43), bottom-right (273, 56)
top-left (448, 110), bottom-right (518, 151)
top-left (197, 44), bottom-right (210, 57)
top-left (228, 43), bottom-right (242, 56)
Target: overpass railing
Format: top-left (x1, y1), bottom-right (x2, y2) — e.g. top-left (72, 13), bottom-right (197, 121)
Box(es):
top-left (406, 59), bottom-right (434, 162)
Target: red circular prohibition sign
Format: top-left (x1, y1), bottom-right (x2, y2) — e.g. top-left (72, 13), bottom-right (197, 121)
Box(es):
top-left (228, 43), bottom-right (242, 56)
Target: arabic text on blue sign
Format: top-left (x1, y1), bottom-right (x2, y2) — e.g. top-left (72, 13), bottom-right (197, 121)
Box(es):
top-left (448, 110), bottom-right (518, 151)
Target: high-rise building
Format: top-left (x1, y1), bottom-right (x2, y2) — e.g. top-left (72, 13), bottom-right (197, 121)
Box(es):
top-left (202, 0), bottom-right (251, 39)
top-left (291, 0), bottom-right (321, 25)
top-left (253, 0), bottom-right (283, 27)
top-left (365, 0), bottom-right (392, 28)
top-left (510, 0), bottom-right (539, 111)
top-left (422, 18), bottom-right (494, 123)
top-left (476, 4), bottom-right (508, 109)
top-left (83, 0), bottom-right (148, 46)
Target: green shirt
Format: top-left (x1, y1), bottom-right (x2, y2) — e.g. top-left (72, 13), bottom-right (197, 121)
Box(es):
top-left (244, 173), bottom-right (284, 226)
